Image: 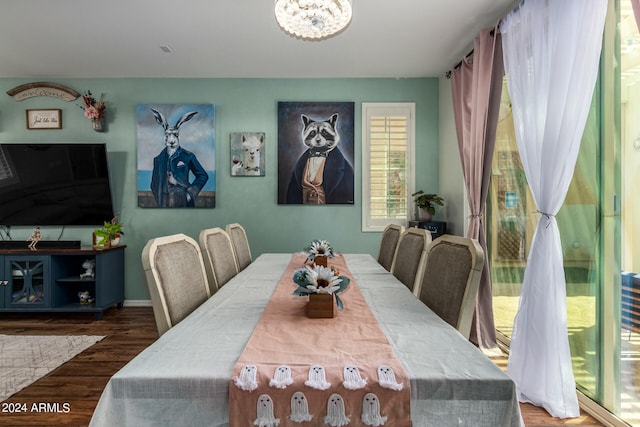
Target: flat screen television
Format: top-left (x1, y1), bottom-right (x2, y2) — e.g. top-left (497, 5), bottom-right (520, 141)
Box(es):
top-left (0, 143), bottom-right (115, 226)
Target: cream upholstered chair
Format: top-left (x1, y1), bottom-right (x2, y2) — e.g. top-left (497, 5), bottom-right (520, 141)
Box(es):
top-left (415, 234), bottom-right (484, 340)
top-left (226, 223), bottom-right (252, 271)
top-left (198, 227), bottom-right (239, 292)
top-left (142, 233), bottom-right (211, 336)
top-left (391, 227), bottom-right (432, 295)
top-left (377, 224), bottom-right (404, 271)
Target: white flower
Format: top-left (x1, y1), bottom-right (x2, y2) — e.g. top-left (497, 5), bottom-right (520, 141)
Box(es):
top-left (308, 240), bottom-right (334, 258)
top-left (304, 265), bottom-right (342, 294)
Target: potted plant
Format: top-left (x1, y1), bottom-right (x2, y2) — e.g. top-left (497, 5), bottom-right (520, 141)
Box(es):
top-left (412, 190), bottom-right (444, 221)
top-left (93, 216), bottom-right (124, 248)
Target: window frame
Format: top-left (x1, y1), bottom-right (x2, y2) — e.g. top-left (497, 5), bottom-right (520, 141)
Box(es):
top-left (361, 102), bottom-right (416, 232)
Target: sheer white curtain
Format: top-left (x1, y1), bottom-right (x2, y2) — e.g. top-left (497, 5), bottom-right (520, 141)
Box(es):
top-left (500, 0), bottom-right (607, 418)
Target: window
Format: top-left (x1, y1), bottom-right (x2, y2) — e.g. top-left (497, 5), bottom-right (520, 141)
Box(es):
top-left (362, 103), bottom-right (415, 232)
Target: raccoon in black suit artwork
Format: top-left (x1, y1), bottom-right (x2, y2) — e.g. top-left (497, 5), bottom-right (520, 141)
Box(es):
top-left (286, 113), bottom-right (354, 204)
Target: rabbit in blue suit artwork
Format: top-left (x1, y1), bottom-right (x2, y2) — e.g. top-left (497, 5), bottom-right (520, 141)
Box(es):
top-left (286, 113), bottom-right (354, 204)
top-left (150, 108), bottom-right (209, 207)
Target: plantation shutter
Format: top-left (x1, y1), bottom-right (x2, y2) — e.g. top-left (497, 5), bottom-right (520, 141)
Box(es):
top-left (369, 115), bottom-right (408, 218)
top-left (362, 103), bottom-right (415, 231)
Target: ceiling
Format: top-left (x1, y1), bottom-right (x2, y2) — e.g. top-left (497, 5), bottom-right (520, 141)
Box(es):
top-left (0, 0), bottom-right (519, 79)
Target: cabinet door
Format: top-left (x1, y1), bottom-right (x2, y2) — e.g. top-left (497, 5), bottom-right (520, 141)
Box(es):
top-left (4, 256), bottom-right (50, 308)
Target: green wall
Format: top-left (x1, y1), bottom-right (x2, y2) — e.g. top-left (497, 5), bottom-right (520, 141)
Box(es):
top-left (0, 78), bottom-right (439, 300)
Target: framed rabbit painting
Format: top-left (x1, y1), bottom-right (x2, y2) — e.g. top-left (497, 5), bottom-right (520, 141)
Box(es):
top-left (277, 101), bottom-right (355, 205)
top-left (136, 103), bottom-right (216, 208)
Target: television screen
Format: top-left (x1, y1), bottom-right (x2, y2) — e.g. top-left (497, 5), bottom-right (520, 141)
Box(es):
top-left (0, 143), bottom-right (115, 226)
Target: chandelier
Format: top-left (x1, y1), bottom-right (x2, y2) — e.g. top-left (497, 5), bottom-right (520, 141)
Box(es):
top-left (274, 0), bottom-right (353, 40)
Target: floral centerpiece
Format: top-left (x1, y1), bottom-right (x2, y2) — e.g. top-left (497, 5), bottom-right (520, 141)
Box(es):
top-left (79, 90), bottom-right (106, 131)
top-left (304, 239), bottom-right (335, 266)
top-left (292, 264), bottom-right (350, 311)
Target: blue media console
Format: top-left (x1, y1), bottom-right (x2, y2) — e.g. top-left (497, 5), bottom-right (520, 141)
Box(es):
top-left (0, 245), bottom-right (125, 320)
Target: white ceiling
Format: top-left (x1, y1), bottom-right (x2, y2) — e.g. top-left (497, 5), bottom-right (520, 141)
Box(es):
top-left (0, 0), bottom-right (519, 79)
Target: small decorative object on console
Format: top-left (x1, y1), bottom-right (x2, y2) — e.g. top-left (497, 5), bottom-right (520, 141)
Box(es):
top-left (93, 215), bottom-right (124, 248)
top-left (292, 263), bottom-right (350, 317)
top-left (80, 259), bottom-right (96, 279)
top-left (78, 290), bottom-right (95, 304)
top-left (27, 227), bottom-right (42, 250)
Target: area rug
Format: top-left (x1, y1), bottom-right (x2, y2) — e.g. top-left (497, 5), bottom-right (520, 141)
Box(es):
top-left (0, 334), bottom-right (105, 401)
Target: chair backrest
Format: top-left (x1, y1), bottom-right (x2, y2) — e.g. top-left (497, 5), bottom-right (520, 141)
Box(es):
top-left (377, 224), bottom-right (404, 271)
top-left (141, 233), bottom-right (211, 336)
top-left (415, 234), bottom-right (484, 340)
top-left (198, 227), bottom-right (239, 292)
top-left (391, 228), bottom-right (432, 294)
top-left (226, 223), bottom-right (252, 271)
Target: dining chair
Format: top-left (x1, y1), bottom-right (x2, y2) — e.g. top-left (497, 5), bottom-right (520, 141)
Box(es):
top-left (198, 227), bottom-right (239, 292)
top-left (141, 233), bottom-right (211, 336)
top-left (377, 224), bottom-right (404, 271)
top-left (415, 234), bottom-right (484, 340)
top-left (390, 227), bottom-right (432, 295)
top-left (226, 223), bottom-right (252, 271)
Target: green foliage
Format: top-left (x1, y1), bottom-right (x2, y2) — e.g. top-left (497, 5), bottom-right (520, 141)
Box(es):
top-left (94, 216), bottom-right (124, 246)
top-left (411, 190), bottom-right (444, 215)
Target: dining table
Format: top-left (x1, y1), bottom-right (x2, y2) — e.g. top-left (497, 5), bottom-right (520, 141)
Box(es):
top-left (89, 253), bottom-right (524, 427)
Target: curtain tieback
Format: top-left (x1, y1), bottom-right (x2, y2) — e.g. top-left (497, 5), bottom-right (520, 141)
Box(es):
top-left (536, 210), bottom-right (555, 228)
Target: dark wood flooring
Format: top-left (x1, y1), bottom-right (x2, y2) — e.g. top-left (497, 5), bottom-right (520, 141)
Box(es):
top-left (0, 307), bottom-right (603, 426)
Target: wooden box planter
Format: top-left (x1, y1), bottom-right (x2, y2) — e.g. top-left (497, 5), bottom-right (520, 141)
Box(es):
top-left (306, 293), bottom-right (335, 318)
top-left (314, 256), bottom-right (328, 267)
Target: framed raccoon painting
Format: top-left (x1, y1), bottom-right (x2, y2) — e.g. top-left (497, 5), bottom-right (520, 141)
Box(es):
top-left (277, 101), bottom-right (355, 205)
top-left (136, 103), bottom-right (216, 208)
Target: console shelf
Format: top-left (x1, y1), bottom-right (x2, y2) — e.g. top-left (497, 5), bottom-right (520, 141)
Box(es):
top-left (0, 245), bottom-right (125, 320)
top-left (57, 277), bottom-right (97, 284)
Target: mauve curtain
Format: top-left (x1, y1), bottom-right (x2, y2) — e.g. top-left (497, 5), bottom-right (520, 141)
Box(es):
top-left (632, 0), bottom-right (640, 30)
top-left (500, 0), bottom-right (607, 418)
top-left (450, 28), bottom-right (504, 354)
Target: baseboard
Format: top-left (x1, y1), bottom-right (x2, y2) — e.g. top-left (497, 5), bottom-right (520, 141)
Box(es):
top-left (123, 300), bottom-right (152, 307)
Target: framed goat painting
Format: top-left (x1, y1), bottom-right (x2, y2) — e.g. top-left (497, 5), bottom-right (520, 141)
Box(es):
top-left (230, 132), bottom-right (265, 176)
top-left (277, 101), bottom-right (355, 205)
top-left (136, 103), bottom-right (216, 208)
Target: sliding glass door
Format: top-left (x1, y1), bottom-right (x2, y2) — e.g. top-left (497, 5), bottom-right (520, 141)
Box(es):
top-left (617, 0), bottom-right (640, 422)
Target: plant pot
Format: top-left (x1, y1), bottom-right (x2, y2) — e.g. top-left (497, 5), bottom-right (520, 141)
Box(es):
top-left (92, 232), bottom-right (111, 249)
top-left (314, 255), bottom-right (328, 267)
top-left (418, 208), bottom-right (433, 222)
top-left (306, 293), bottom-right (335, 318)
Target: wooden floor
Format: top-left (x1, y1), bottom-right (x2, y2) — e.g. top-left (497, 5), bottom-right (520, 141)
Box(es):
top-left (0, 307), bottom-right (604, 426)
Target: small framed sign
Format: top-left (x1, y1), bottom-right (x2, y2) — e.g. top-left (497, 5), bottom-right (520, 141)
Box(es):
top-left (26, 109), bottom-right (62, 129)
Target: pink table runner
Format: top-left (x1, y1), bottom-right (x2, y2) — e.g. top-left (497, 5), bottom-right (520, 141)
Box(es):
top-left (229, 253), bottom-right (411, 427)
